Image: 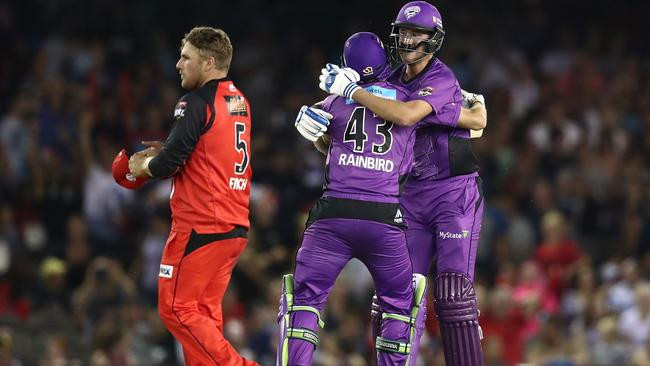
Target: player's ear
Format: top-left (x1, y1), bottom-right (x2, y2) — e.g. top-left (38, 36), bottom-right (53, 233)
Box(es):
top-left (203, 56), bottom-right (215, 72)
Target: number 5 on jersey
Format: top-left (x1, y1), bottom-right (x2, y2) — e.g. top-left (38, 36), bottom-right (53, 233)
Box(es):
top-left (234, 122), bottom-right (249, 175)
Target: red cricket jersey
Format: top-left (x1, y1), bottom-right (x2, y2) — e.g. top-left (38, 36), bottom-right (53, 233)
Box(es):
top-left (149, 78), bottom-right (252, 233)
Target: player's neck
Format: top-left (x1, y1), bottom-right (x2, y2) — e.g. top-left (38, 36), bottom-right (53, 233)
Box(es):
top-left (200, 70), bottom-right (228, 86)
top-left (404, 55), bottom-right (433, 81)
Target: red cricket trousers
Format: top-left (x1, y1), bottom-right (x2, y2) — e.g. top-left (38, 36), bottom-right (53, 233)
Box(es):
top-left (158, 228), bottom-right (258, 366)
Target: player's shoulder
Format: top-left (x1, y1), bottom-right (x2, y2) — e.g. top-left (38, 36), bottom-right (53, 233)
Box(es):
top-left (219, 79), bottom-right (247, 99)
top-left (181, 86), bottom-right (211, 107)
top-left (421, 59), bottom-right (458, 86)
top-left (321, 94), bottom-right (340, 112)
top-left (185, 78), bottom-right (245, 104)
top-left (382, 81), bottom-right (410, 99)
top-left (387, 64), bottom-right (405, 82)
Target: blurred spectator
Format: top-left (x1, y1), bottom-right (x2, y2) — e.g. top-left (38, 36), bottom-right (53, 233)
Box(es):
top-left (608, 257), bottom-right (641, 312)
top-left (90, 320), bottom-right (136, 366)
top-left (72, 257), bottom-right (136, 330)
top-left (591, 315), bottom-right (631, 365)
top-left (63, 214), bottom-right (92, 293)
top-left (0, 327), bottom-right (20, 366)
top-left (534, 210), bottom-right (583, 299)
top-left (619, 282), bottom-right (650, 349)
top-left (32, 256), bottom-right (69, 313)
top-left (525, 315), bottom-right (581, 366)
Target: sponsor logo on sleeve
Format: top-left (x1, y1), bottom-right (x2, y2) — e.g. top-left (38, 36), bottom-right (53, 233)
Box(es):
top-left (346, 85), bottom-right (397, 104)
top-left (174, 101), bottom-right (187, 119)
top-left (159, 264), bottom-right (173, 278)
top-left (224, 95), bottom-right (248, 116)
top-left (418, 87), bottom-right (434, 96)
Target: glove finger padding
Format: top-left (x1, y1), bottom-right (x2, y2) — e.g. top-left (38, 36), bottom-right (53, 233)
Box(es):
top-left (295, 106), bottom-right (330, 142)
top-left (296, 124), bottom-right (322, 142)
top-left (300, 119), bottom-right (326, 135)
top-left (318, 73), bottom-right (328, 92)
top-left (340, 67), bottom-right (360, 82)
top-left (295, 106), bottom-right (330, 129)
top-left (304, 107), bottom-right (331, 127)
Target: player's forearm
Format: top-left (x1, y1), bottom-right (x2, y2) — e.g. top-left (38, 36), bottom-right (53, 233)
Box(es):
top-left (148, 148), bottom-right (182, 178)
top-left (457, 105), bottom-right (487, 130)
top-left (314, 134), bottom-right (331, 156)
top-left (352, 89), bottom-right (420, 126)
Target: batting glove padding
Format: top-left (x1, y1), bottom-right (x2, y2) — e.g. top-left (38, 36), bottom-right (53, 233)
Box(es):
top-left (295, 105), bottom-right (333, 142)
top-left (318, 63), bottom-right (361, 99)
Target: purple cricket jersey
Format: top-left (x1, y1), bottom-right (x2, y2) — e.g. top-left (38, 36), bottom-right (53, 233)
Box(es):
top-left (386, 58), bottom-right (479, 181)
top-left (321, 81), bottom-right (416, 203)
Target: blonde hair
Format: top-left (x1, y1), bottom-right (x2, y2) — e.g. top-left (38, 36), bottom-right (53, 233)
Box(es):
top-left (182, 26), bottom-right (233, 70)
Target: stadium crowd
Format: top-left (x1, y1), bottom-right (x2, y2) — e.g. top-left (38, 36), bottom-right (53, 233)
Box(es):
top-left (1, 0), bottom-right (649, 365)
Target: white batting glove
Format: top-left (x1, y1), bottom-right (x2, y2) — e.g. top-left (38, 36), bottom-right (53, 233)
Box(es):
top-left (318, 63), bottom-right (361, 99)
top-left (461, 89), bottom-right (485, 108)
top-left (462, 89), bottom-right (486, 139)
top-left (295, 105), bottom-right (333, 142)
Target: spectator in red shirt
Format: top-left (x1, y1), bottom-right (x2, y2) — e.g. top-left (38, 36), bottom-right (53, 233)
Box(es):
top-left (535, 210), bottom-right (583, 299)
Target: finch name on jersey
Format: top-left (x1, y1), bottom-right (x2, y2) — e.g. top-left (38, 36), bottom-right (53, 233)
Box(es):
top-left (337, 153), bottom-right (394, 172)
top-left (229, 177), bottom-right (248, 190)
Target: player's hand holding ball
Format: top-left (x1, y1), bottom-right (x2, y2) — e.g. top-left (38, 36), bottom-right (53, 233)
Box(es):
top-left (294, 106), bottom-right (333, 142)
top-left (319, 63), bottom-right (361, 99)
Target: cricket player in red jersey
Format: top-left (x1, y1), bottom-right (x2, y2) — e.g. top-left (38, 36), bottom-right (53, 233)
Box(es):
top-left (129, 26), bottom-right (257, 366)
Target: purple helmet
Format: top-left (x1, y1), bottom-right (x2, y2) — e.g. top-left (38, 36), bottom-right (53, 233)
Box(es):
top-left (342, 32), bottom-right (390, 83)
top-left (389, 1), bottom-right (445, 62)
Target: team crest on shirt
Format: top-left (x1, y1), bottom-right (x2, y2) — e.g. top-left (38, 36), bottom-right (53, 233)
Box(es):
top-left (362, 66), bottom-right (373, 76)
top-left (405, 6), bottom-right (420, 19)
top-left (418, 87), bottom-right (434, 96)
top-left (224, 95), bottom-right (248, 116)
top-left (174, 101), bottom-right (187, 119)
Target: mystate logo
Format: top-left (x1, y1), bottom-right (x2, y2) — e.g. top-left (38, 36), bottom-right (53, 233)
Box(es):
top-left (439, 230), bottom-right (470, 240)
